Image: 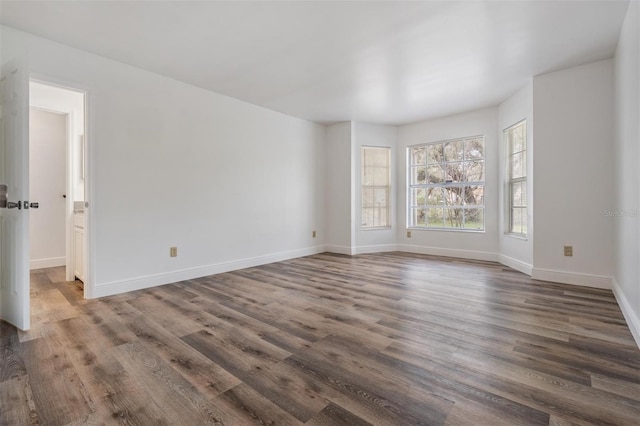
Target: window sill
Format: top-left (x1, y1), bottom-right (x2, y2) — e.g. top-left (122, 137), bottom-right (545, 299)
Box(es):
top-left (361, 226), bottom-right (392, 231)
top-left (504, 233), bottom-right (528, 241)
top-left (406, 227), bottom-right (485, 234)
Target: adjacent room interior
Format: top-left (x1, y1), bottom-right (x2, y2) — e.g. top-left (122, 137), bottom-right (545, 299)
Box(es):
top-left (0, 1), bottom-right (638, 424)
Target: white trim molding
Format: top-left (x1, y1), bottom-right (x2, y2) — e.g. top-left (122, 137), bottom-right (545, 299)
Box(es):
top-left (353, 244), bottom-right (398, 255)
top-left (92, 245), bottom-right (325, 298)
top-left (498, 254), bottom-right (533, 276)
top-left (396, 244), bottom-right (498, 262)
top-left (612, 278), bottom-right (640, 348)
top-left (531, 268), bottom-right (612, 289)
top-left (324, 245), bottom-right (356, 255)
top-left (30, 256), bottom-right (65, 270)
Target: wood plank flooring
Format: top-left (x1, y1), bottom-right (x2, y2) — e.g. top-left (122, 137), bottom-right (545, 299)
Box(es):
top-left (1, 252), bottom-right (639, 425)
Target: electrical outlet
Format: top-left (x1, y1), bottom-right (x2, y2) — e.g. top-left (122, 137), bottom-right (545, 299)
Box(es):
top-left (564, 246), bottom-right (573, 257)
top-left (407, 231), bottom-right (412, 238)
top-left (312, 230), bottom-right (316, 238)
top-left (170, 247), bottom-right (178, 257)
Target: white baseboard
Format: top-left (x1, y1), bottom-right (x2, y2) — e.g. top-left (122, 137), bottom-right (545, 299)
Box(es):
top-left (324, 245), bottom-right (355, 255)
top-left (498, 254), bottom-right (533, 275)
top-left (353, 244), bottom-right (398, 255)
top-left (30, 256), bottom-right (65, 270)
top-left (89, 243), bottom-right (638, 350)
top-left (611, 278), bottom-right (640, 348)
top-left (92, 245), bottom-right (326, 298)
top-left (396, 244), bottom-right (498, 262)
top-left (531, 268), bottom-right (612, 289)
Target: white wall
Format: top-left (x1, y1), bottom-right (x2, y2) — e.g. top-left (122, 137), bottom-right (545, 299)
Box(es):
top-left (613, 1), bottom-right (640, 344)
top-left (29, 108), bottom-right (66, 269)
top-left (2, 25), bottom-right (326, 297)
top-left (353, 122), bottom-right (397, 253)
top-left (532, 59), bottom-right (615, 287)
top-left (396, 107), bottom-right (499, 260)
top-left (498, 81), bottom-right (534, 274)
top-left (325, 122), bottom-right (353, 254)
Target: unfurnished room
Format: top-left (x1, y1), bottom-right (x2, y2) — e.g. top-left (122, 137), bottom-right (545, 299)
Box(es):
top-left (0, 1), bottom-right (639, 425)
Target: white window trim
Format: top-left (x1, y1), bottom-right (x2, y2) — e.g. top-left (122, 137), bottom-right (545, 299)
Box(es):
top-left (505, 120), bottom-right (527, 237)
top-left (361, 146), bottom-right (391, 229)
top-left (407, 135), bottom-right (485, 232)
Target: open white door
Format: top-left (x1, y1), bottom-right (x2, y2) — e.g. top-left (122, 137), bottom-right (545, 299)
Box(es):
top-left (0, 61), bottom-right (30, 330)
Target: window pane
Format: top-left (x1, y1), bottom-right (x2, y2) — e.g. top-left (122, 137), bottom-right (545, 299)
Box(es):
top-left (411, 147), bottom-right (426, 166)
top-left (443, 187), bottom-right (463, 206)
top-left (426, 164), bottom-right (444, 184)
top-left (370, 148), bottom-right (389, 167)
top-left (362, 147), bottom-right (370, 168)
top-left (363, 147), bottom-right (388, 167)
top-left (374, 188), bottom-right (388, 206)
top-left (426, 187), bottom-right (444, 205)
top-left (464, 208), bottom-right (484, 230)
top-left (511, 207), bottom-right (523, 234)
top-left (521, 207), bottom-right (528, 235)
top-left (426, 143), bottom-right (443, 164)
top-left (464, 138), bottom-right (484, 160)
top-left (511, 181), bottom-right (526, 207)
top-left (444, 207), bottom-right (464, 228)
top-left (412, 207), bottom-right (426, 226)
top-left (373, 166), bottom-right (389, 186)
top-left (412, 166), bottom-right (426, 184)
top-left (362, 188), bottom-right (374, 207)
top-left (512, 127), bottom-right (525, 153)
top-left (362, 166), bottom-right (373, 185)
top-left (376, 207), bottom-right (388, 227)
top-left (445, 162), bottom-right (464, 183)
top-left (362, 208), bottom-right (373, 227)
top-left (464, 161), bottom-right (484, 182)
top-left (444, 140), bottom-right (464, 162)
top-left (464, 186), bottom-right (483, 205)
top-left (369, 206), bottom-right (389, 227)
top-left (411, 188), bottom-right (426, 206)
top-left (373, 207), bottom-right (381, 227)
top-left (426, 208), bottom-right (444, 228)
top-left (511, 151), bottom-right (525, 179)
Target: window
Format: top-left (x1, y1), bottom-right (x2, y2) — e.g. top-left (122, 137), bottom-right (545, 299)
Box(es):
top-left (505, 121), bottom-right (527, 236)
top-left (408, 136), bottom-right (484, 230)
top-left (361, 146), bottom-right (391, 228)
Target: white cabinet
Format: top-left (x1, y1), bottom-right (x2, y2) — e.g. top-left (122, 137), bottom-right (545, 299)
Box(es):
top-left (73, 213), bottom-right (84, 282)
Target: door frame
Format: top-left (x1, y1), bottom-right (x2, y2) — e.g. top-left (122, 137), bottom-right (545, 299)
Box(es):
top-left (29, 74), bottom-right (93, 299)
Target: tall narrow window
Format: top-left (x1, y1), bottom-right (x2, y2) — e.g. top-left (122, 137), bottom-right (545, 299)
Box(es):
top-left (361, 146), bottom-right (391, 228)
top-left (505, 121), bottom-right (527, 236)
top-left (408, 136), bottom-right (485, 231)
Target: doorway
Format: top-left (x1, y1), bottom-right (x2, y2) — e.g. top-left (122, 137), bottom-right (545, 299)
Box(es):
top-left (29, 81), bottom-right (87, 299)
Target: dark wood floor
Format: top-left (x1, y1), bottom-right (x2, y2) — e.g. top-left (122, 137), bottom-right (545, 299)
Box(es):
top-left (1, 252), bottom-right (639, 425)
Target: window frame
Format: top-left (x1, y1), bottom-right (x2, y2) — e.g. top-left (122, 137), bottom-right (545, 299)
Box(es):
top-left (407, 135), bottom-right (485, 232)
top-left (361, 146), bottom-right (391, 229)
top-left (505, 120), bottom-right (527, 237)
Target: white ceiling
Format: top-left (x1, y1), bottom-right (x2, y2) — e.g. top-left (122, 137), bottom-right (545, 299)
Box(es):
top-left (0, 1), bottom-right (630, 125)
